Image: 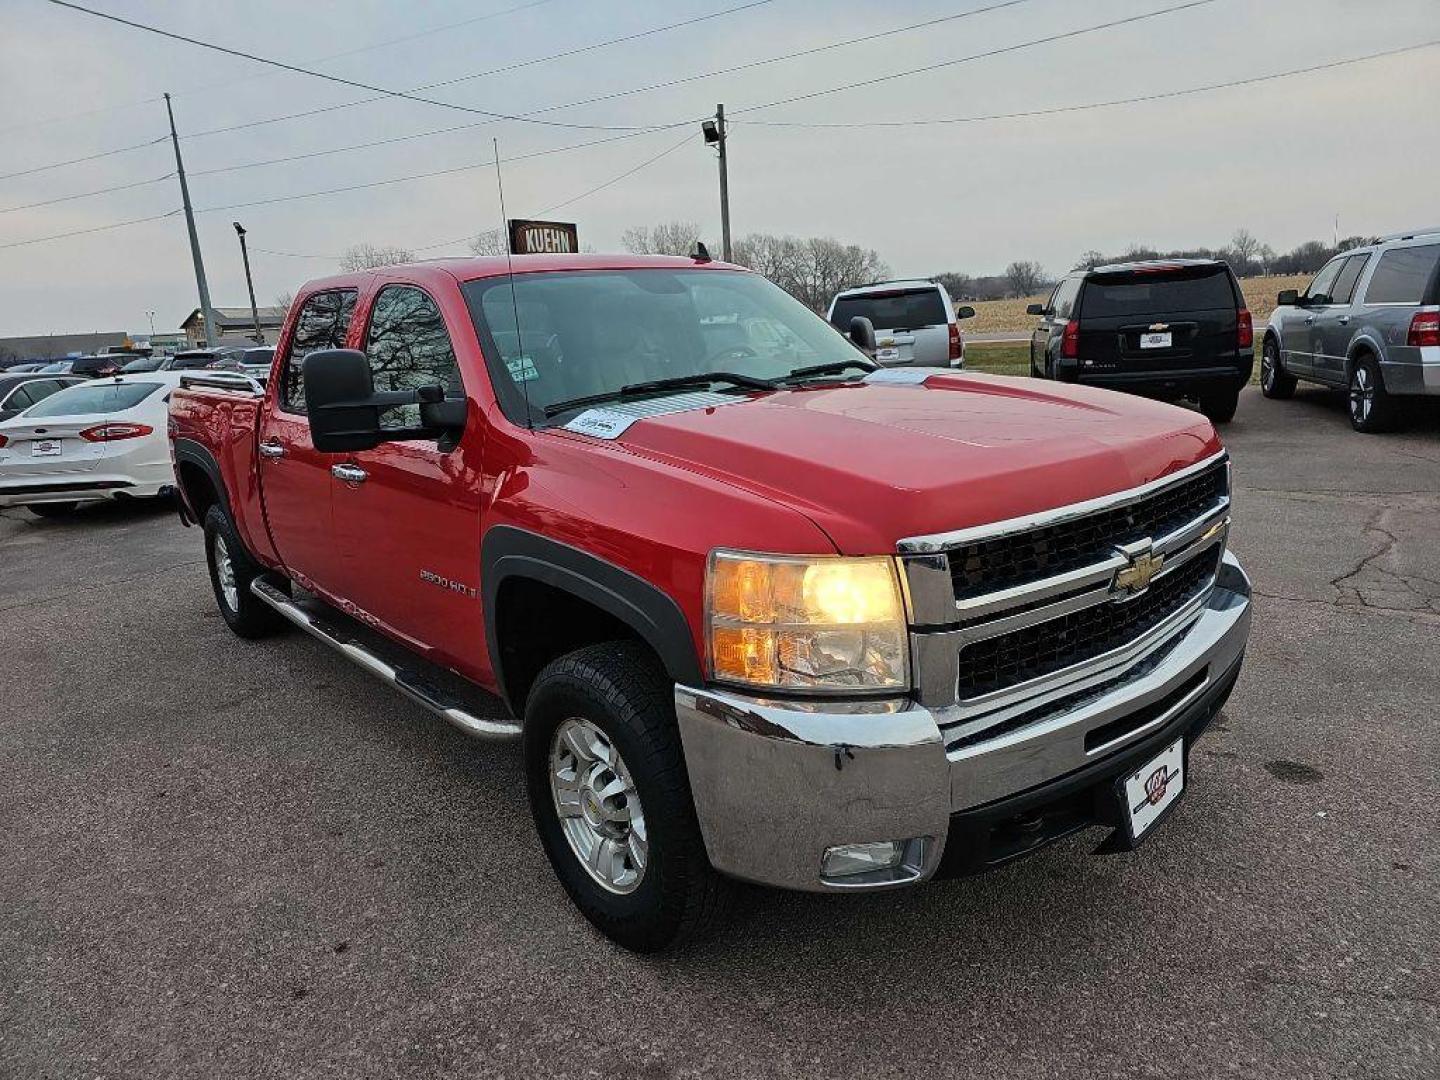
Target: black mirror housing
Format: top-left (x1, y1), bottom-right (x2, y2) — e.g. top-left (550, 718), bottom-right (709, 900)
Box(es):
top-left (1026, 303), bottom-right (1046, 316)
top-left (1276, 289), bottom-right (1299, 306)
top-left (954, 305), bottom-right (976, 320)
top-left (847, 315), bottom-right (877, 353)
top-left (304, 349), bottom-right (383, 453)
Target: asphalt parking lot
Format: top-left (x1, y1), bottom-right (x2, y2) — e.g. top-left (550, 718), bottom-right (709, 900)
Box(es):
top-left (2, 385), bottom-right (1437, 1080)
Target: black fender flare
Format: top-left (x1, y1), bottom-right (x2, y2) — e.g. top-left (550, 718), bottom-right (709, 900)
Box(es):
top-left (481, 525), bottom-right (704, 708)
top-left (171, 437), bottom-right (230, 526)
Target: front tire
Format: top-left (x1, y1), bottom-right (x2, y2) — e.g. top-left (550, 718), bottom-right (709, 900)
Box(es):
top-left (1260, 337), bottom-right (1296, 399)
top-left (1348, 353), bottom-right (1399, 433)
top-left (202, 504), bottom-right (286, 639)
top-left (28, 502), bottom-right (78, 519)
top-left (1198, 383), bottom-right (1240, 424)
top-left (524, 642), bottom-right (730, 952)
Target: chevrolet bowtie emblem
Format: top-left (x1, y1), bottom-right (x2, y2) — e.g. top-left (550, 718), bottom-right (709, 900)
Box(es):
top-left (1148, 322), bottom-right (1169, 332)
top-left (1113, 546), bottom-right (1163, 596)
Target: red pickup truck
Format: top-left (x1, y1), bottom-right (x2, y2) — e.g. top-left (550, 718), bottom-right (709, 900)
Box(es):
top-left (169, 253), bottom-right (1251, 951)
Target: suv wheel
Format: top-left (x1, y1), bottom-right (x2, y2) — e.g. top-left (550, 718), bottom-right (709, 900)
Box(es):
top-left (1348, 354), bottom-right (1399, 433)
top-left (524, 642), bottom-right (730, 952)
top-left (202, 504), bottom-right (287, 638)
top-left (1260, 337), bottom-right (1296, 399)
top-left (1198, 383), bottom-right (1240, 424)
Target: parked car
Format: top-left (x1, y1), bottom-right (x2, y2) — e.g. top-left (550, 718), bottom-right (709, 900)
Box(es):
top-left (828, 279), bottom-right (973, 367)
top-left (36, 354), bottom-right (127, 379)
top-left (120, 355), bottom-right (169, 373)
top-left (0, 373), bottom-right (181, 517)
top-left (168, 350), bottom-right (222, 371)
top-left (169, 254), bottom-right (1250, 951)
top-left (1028, 260), bottom-right (1253, 423)
top-left (1261, 228), bottom-right (1440, 432)
top-left (241, 346), bottom-right (275, 380)
top-left (3, 362), bottom-right (47, 373)
top-left (0, 374), bottom-right (84, 421)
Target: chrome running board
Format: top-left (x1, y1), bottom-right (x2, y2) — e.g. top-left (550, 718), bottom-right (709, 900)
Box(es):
top-left (249, 575), bottom-right (521, 740)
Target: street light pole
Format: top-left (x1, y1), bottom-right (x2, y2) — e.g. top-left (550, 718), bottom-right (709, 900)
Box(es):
top-left (701, 105), bottom-right (732, 261)
top-left (233, 222), bottom-right (264, 344)
top-left (164, 93), bottom-right (217, 347)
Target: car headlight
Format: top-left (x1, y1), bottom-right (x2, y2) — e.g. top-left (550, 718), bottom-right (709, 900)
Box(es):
top-left (706, 551), bottom-right (910, 693)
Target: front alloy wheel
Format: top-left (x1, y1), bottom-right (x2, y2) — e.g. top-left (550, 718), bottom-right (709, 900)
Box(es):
top-left (1260, 338), bottom-right (1296, 399)
top-left (550, 717), bottom-right (647, 894)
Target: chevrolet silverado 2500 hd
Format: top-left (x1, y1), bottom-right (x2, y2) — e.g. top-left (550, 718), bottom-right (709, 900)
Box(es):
top-left (168, 254), bottom-right (1251, 951)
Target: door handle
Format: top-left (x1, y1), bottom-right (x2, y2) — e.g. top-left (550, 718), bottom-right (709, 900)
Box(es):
top-left (331, 463), bottom-right (368, 485)
top-left (1304, 316), bottom-right (1316, 324)
top-left (1338, 315), bottom-right (1351, 325)
top-left (259, 440), bottom-right (285, 459)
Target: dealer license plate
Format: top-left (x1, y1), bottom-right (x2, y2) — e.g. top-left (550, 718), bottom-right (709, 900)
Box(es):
top-left (31, 440), bottom-right (62, 457)
top-left (1120, 738), bottom-right (1185, 842)
top-left (1140, 331), bottom-right (1172, 350)
top-left (875, 347), bottom-right (900, 362)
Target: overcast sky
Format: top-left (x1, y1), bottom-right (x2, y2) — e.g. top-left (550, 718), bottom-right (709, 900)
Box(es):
top-left (1, 0), bottom-right (1437, 337)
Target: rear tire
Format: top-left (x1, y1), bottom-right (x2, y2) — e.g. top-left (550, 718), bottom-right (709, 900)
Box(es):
top-left (1198, 383), bottom-right (1240, 424)
top-left (1260, 337), bottom-right (1296, 399)
top-left (202, 504), bottom-right (286, 639)
top-left (1348, 353), bottom-right (1399, 433)
top-left (524, 641), bottom-right (730, 952)
top-left (28, 502), bottom-right (78, 519)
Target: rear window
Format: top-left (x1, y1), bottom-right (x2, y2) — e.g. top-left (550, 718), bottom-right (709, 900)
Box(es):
top-left (1363, 244), bottom-right (1440, 305)
top-left (1080, 268), bottom-right (1236, 318)
top-left (22, 381), bottom-right (163, 418)
top-left (831, 288), bottom-right (947, 330)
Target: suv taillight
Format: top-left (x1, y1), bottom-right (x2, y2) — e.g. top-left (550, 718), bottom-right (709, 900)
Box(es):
top-left (1408, 309), bottom-right (1440, 347)
top-left (1237, 308), bottom-right (1253, 349)
top-left (80, 423), bottom-right (153, 442)
top-left (1061, 319), bottom-right (1080, 359)
top-left (948, 322), bottom-right (962, 361)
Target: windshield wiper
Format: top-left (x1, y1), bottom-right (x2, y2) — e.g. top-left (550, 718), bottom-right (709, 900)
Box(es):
top-left (543, 371), bottom-right (776, 418)
top-left (776, 359), bottom-right (876, 384)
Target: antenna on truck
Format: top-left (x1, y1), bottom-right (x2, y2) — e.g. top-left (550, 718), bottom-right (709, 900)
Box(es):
top-left (493, 137), bottom-right (533, 430)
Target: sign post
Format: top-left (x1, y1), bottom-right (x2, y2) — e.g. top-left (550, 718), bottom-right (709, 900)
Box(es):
top-left (508, 219), bottom-right (579, 255)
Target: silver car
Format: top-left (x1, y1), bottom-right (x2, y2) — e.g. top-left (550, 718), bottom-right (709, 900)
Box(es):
top-left (1261, 228), bottom-right (1440, 432)
top-left (828, 279), bottom-right (973, 368)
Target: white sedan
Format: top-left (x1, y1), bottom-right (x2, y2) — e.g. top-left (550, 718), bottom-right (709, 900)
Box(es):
top-left (0, 373), bottom-right (186, 518)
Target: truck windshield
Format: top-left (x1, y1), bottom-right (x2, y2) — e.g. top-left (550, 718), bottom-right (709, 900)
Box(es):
top-left (461, 268), bottom-right (863, 424)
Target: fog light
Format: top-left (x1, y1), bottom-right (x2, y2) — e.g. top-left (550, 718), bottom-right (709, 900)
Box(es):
top-left (822, 841), bottom-right (905, 878)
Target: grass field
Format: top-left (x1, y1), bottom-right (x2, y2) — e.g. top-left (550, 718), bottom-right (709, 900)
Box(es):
top-left (961, 274), bottom-right (1312, 336)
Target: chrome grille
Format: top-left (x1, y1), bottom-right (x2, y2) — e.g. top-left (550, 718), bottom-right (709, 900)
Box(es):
top-left (948, 460), bottom-right (1226, 599)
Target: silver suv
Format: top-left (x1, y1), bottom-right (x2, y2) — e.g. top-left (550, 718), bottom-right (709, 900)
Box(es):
top-left (1261, 228), bottom-right (1440, 432)
top-left (828, 279), bottom-right (974, 368)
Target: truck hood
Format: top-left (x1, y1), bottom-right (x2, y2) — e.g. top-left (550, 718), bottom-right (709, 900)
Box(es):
top-left (592, 373), bottom-right (1223, 554)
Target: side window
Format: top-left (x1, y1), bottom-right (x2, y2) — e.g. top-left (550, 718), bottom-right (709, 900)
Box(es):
top-left (1329, 255), bottom-right (1370, 307)
top-left (1302, 258), bottom-right (1345, 304)
top-left (1363, 244), bottom-right (1440, 305)
top-left (4, 384), bottom-right (38, 409)
top-left (279, 289), bottom-right (358, 412)
top-left (1052, 278), bottom-right (1081, 319)
top-left (363, 285), bottom-right (462, 432)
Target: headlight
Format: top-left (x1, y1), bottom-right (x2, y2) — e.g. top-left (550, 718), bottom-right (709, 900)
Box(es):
top-left (706, 551), bottom-right (909, 693)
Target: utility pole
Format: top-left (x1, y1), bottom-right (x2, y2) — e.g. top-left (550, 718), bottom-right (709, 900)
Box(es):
top-left (701, 105), bottom-right (732, 261)
top-left (164, 93), bottom-right (216, 347)
top-left (233, 222), bottom-right (263, 343)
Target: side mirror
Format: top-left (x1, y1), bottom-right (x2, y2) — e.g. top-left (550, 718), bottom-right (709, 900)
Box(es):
top-left (1276, 289), bottom-right (1299, 306)
top-left (954, 305), bottom-right (976, 320)
top-left (847, 315), bottom-right (877, 353)
top-left (303, 349), bottom-right (463, 453)
top-left (1026, 303), bottom-right (1046, 316)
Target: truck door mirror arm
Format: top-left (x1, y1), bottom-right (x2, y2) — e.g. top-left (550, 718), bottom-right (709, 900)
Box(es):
top-left (303, 348), bottom-right (467, 454)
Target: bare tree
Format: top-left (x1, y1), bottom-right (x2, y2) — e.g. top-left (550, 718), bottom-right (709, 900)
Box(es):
top-left (1005, 260), bottom-right (1046, 297)
top-left (732, 233), bottom-right (888, 312)
top-left (932, 272), bottom-right (972, 300)
top-left (1229, 229), bottom-right (1260, 267)
top-left (1073, 249), bottom-right (1106, 271)
top-left (621, 220), bottom-right (702, 256)
top-left (468, 229), bottom-right (505, 256)
top-left (274, 290), bottom-right (294, 315)
top-left (339, 243), bottom-right (416, 271)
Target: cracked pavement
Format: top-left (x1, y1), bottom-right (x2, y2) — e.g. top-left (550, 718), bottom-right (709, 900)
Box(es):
top-left (1, 385), bottom-right (1436, 1079)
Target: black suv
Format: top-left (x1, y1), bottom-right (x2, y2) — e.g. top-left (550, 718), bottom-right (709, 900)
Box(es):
top-left (1028, 259), bottom-right (1253, 422)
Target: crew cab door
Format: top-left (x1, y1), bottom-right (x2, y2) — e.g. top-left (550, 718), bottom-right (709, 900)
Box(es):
top-left (1313, 253), bottom-right (1370, 384)
top-left (256, 288), bottom-right (358, 593)
top-left (329, 282), bottom-right (484, 670)
top-left (1281, 257), bottom-right (1344, 378)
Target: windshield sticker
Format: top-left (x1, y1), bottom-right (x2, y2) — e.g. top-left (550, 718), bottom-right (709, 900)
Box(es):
top-left (562, 408), bottom-right (641, 440)
top-left (506, 355), bottom-right (540, 382)
top-left (863, 368), bottom-right (934, 385)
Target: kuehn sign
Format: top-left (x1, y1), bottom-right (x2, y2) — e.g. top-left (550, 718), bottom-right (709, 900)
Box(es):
top-left (509, 219), bottom-right (579, 255)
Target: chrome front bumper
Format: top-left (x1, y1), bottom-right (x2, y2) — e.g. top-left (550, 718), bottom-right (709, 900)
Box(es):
top-left (674, 551), bottom-right (1251, 893)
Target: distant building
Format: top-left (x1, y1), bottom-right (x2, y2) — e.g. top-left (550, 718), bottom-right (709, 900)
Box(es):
top-left (0, 331), bottom-right (129, 363)
top-left (179, 306), bottom-right (287, 347)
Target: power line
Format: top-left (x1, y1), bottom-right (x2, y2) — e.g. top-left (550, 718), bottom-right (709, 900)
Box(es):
top-left (729, 0), bottom-right (1221, 118)
top-left (0, 209), bottom-right (181, 252)
top-left (734, 39), bottom-right (1440, 128)
top-left (0, 172), bottom-right (176, 215)
top-left (46, 0), bottom-right (688, 132)
top-left (0, 135), bottom-right (167, 182)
